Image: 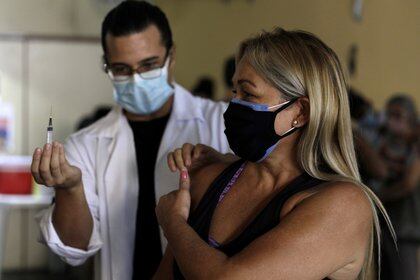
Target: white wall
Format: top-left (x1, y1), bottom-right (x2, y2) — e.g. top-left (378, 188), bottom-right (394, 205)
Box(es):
top-left (72, 0), bottom-right (117, 36)
top-left (0, 0), bottom-right (117, 37)
top-left (0, 0), bottom-right (75, 35)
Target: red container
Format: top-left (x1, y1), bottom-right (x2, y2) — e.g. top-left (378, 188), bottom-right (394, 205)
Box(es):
top-left (0, 156), bottom-right (32, 195)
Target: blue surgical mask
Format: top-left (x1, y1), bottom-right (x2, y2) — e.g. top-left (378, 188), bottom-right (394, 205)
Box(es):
top-left (111, 57), bottom-right (174, 115)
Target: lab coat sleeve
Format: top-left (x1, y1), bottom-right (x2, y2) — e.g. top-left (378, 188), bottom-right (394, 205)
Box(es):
top-left (37, 135), bottom-right (103, 266)
top-left (211, 101), bottom-right (232, 154)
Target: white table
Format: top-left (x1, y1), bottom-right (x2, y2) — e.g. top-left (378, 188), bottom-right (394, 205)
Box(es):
top-left (0, 194), bottom-right (52, 280)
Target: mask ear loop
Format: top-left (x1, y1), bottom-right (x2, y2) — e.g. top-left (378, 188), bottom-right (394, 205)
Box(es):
top-left (273, 98), bottom-right (299, 114)
top-left (279, 125), bottom-right (299, 138)
top-left (273, 98), bottom-right (301, 138)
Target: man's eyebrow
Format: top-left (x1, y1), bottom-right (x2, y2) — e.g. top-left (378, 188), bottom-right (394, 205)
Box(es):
top-left (109, 56), bottom-right (161, 67)
top-left (138, 56), bottom-right (160, 64)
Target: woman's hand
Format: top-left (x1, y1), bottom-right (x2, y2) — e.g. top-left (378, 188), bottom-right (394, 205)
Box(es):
top-left (156, 170), bottom-right (191, 232)
top-left (167, 143), bottom-right (236, 173)
top-left (31, 142), bottom-right (82, 190)
top-left (167, 143), bottom-right (214, 172)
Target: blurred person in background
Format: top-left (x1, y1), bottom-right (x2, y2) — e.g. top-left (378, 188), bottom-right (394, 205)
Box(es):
top-left (376, 94), bottom-right (420, 280)
top-left (222, 56), bottom-right (236, 101)
top-left (349, 89), bottom-right (389, 185)
top-left (349, 88), bottom-right (382, 143)
top-left (30, 1), bottom-right (230, 280)
top-left (192, 76), bottom-right (215, 100)
top-left (350, 90), bottom-right (403, 279)
top-left (76, 105), bottom-right (112, 131)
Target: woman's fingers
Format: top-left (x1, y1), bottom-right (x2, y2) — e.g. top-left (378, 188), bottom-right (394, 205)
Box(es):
top-left (192, 144), bottom-right (203, 159)
top-left (179, 169), bottom-right (190, 191)
top-left (50, 142), bottom-right (63, 180)
top-left (173, 148), bottom-right (187, 171)
top-left (167, 143), bottom-right (213, 172)
top-left (181, 143), bottom-right (193, 167)
top-left (167, 152), bottom-right (177, 172)
top-left (31, 148), bottom-right (43, 184)
top-left (39, 144), bottom-right (54, 186)
top-left (193, 143), bottom-right (214, 160)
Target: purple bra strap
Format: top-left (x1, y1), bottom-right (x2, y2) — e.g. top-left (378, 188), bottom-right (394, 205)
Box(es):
top-left (208, 161), bottom-right (247, 248)
top-left (218, 162), bottom-right (247, 203)
top-left (208, 236), bottom-right (220, 248)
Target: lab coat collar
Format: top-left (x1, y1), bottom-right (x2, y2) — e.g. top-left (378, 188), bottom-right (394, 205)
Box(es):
top-left (171, 83), bottom-right (205, 122)
top-left (86, 83), bottom-right (204, 139)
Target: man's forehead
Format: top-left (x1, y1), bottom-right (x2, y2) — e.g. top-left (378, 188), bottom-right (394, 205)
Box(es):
top-left (107, 26), bottom-right (163, 45)
top-left (105, 26), bottom-right (167, 63)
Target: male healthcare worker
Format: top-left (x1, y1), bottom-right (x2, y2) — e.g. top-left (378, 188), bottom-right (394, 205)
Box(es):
top-left (31, 2), bottom-right (230, 280)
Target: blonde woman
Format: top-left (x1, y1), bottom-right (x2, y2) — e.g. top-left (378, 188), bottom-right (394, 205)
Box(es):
top-left (154, 28), bottom-right (392, 280)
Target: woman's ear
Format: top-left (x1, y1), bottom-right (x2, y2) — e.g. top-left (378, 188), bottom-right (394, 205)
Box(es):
top-left (294, 97), bottom-right (310, 127)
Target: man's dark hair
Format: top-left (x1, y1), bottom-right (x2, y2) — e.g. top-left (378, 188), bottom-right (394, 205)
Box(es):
top-left (224, 56), bottom-right (236, 88)
top-left (101, 1), bottom-right (173, 57)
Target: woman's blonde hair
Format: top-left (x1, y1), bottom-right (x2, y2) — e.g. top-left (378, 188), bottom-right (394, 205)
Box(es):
top-left (237, 27), bottom-right (395, 279)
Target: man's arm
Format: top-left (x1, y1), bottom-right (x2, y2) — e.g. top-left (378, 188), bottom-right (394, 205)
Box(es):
top-left (33, 140), bottom-right (102, 262)
top-left (53, 184), bottom-right (93, 250)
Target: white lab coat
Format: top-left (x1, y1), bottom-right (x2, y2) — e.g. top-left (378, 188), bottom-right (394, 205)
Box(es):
top-left (37, 84), bottom-right (230, 280)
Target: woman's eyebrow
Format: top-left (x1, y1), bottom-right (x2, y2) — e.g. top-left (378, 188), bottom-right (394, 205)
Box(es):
top-left (238, 79), bottom-right (257, 88)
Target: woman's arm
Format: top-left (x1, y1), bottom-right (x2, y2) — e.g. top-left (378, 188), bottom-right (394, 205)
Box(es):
top-left (154, 148), bottom-right (232, 278)
top-left (158, 180), bottom-right (373, 280)
top-left (167, 143), bottom-right (237, 174)
top-left (153, 248), bottom-right (174, 280)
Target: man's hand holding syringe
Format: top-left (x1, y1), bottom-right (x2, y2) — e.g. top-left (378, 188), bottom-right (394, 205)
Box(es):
top-left (31, 142), bottom-right (82, 191)
top-left (32, 107), bottom-right (82, 191)
top-left (30, 108), bottom-right (93, 250)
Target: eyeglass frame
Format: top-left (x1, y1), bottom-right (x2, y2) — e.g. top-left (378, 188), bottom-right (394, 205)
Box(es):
top-left (103, 49), bottom-right (171, 81)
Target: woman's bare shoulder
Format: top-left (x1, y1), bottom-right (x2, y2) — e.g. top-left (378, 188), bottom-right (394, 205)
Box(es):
top-left (189, 159), bottom-right (237, 211)
top-left (282, 180), bottom-right (373, 223)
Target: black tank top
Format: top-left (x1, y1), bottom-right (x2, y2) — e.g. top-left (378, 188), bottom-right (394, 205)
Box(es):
top-left (173, 160), bottom-right (325, 279)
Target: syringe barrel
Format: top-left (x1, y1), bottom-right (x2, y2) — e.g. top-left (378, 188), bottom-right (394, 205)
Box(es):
top-left (46, 130), bottom-right (53, 144)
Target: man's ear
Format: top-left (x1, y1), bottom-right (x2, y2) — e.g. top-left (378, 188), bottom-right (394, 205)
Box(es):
top-left (168, 44), bottom-right (176, 84)
top-left (102, 54), bottom-right (108, 72)
top-left (295, 97), bottom-right (310, 127)
top-left (169, 44), bottom-right (176, 67)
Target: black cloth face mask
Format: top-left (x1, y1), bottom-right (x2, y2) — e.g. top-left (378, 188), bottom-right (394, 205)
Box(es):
top-left (223, 98), bottom-right (299, 162)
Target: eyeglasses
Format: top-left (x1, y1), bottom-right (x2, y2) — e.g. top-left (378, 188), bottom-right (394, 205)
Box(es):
top-left (104, 54), bottom-right (169, 82)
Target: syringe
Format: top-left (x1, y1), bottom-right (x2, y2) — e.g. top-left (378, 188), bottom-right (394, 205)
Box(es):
top-left (46, 106), bottom-right (53, 144)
